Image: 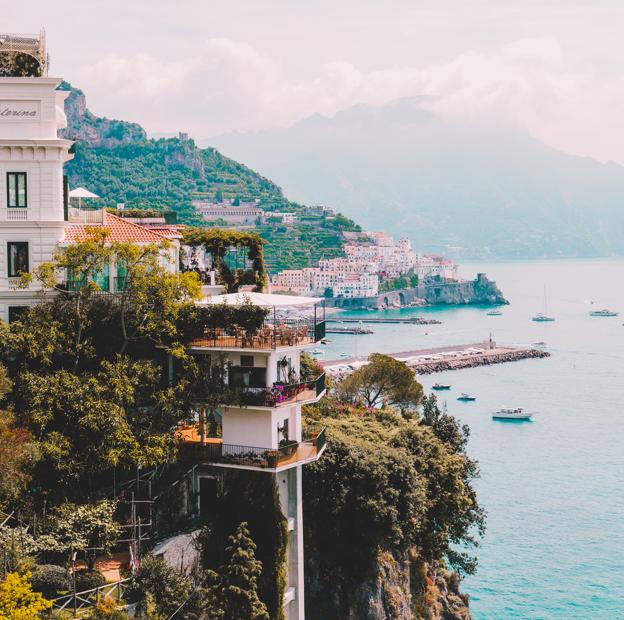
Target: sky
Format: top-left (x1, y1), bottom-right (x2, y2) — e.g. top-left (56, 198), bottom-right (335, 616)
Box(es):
top-left (6, 0), bottom-right (624, 163)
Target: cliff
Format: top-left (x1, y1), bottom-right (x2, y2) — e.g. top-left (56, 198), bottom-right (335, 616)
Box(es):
top-left (327, 274), bottom-right (508, 309)
top-left (306, 547), bottom-right (471, 620)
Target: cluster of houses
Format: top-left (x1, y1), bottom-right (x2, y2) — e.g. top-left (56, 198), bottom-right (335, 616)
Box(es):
top-left (272, 231), bottom-right (459, 299)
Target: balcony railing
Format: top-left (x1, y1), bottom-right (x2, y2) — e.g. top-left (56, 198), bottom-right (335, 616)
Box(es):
top-left (61, 278), bottom-right (110, 292)
top-left (237, 373), bottom-right (326, 408)
top-left (179, 426), bottom-right (327, 470)
top-left (2, 207), bottom-right (28, 221)
top-left (192, 317), bottom-right (326, 350)
top-left (114, 276), bottom-right (127, 292)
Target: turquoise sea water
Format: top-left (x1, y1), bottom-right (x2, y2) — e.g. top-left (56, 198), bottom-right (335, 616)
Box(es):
top-left (318, 259), bottom-right (624, 619)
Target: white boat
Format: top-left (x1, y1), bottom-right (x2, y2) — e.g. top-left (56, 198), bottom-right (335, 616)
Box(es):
top-left (486, 309), bottom-right (503, 316)
top-left (589, 309), bottom-right (619, 317)
top-left (310, 349), bottom-right (323, 355)
top-left (457, 393), bottom-right (476, 402)
top-left (492, 407), bottom-right (534, 420)
top-left (339, 352), bottom-right (351, 358)
top-left (532, 287), bottom-right (555, 322)
top-left (532, 313), bottom-right (555, 322)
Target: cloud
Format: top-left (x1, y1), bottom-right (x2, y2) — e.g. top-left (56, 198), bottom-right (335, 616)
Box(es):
top-left (76, 35), bottom-right (624, 163)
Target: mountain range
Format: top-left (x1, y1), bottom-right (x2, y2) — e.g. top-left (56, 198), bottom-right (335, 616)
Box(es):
top-left (207, 100), bottom-right (624, 259)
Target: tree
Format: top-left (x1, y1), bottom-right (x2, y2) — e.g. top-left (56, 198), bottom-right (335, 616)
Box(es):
top-left (130, 554), bottom-right (196, 618)
top-left (45, 501), bottom-right (122, 569)
top-left (204, 522), bottom-right (269, 620)
top-left (336, 353), bottom-right (423, 414)
top-left (0, 572), bottom-right (52, 619)
top-left (0, 365), bottom-right (38, 509)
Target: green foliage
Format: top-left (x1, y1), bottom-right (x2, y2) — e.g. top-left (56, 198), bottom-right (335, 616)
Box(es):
top-left (182, 228), bottom-right (266, 291)
top-left (129, 554), bottom-right (197, 618)
top-left (336, 353), bottom-right (423, 414)
top-left (74, 569), bottom-right (107, 592)
top-left (198, 472), bottom-right (287, 620)
top-left (204, 522), bottom-right (269, 620)
top-left (60, 82), bottom-right (361, 273)
top-left (0, 572), bottom-right (52, 619)
top-left (299, 352), bottom-right (324, 382)
top-left (29, 565), bottom-right (69, 599)
top-left (89, 597), bottom-right (131, 620)
top-left (303, 400), bottom-right (484, 617)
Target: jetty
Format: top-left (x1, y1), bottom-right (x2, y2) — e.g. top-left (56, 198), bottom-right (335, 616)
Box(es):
top-left (326, 326), bottom-right (374, 334)
top-left (327, 317), bottom-right (441, 325)
top-left (322, 340), bottom-right (550, 377)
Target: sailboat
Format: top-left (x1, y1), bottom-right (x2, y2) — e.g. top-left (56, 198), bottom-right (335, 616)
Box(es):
top-left (532, 287), bottom-right (555, 322)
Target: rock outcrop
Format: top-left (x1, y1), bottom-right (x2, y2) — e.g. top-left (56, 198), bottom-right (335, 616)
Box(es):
top-left (327, 274), bottom-right (508, 310)
top-left (306, 548), bottom-right (472, 620)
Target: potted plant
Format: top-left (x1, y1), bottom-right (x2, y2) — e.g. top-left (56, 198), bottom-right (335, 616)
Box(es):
top-left (267, 450), bottom-right (281, 468)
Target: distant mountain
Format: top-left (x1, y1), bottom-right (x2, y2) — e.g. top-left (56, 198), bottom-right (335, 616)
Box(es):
top-left (58, 83), bottom-right (360, 271)
top-left (206, 100), bottom-right (624, 259)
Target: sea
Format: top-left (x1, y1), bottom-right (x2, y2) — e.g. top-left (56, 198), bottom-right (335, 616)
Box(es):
top-left (316, 258), bottom-right (624, 620)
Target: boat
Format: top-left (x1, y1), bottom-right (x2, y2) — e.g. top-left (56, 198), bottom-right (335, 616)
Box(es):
top-left (310, 349), bottom-right (323, 355)
top-left (457, 393), bottom-right (476, 401)
top-left (492, 407), bottom-right (534, 421)
top-left (589, 309), bottom-right (619, 317)
top-left (339, 352), bottom-right (351, 358)
top-left (486, 309), bottom-right (503, 316)
top-left (532, 313), bottom-right (555, 322)
top-left (432, 383), bottom-right (451, 391)
top-left (532, 287), bottom-right (555, 322)
top-left (532, 341), bottom-right (547, 348)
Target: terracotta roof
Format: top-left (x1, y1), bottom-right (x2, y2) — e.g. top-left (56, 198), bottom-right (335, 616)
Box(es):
top-left (146, 225), bottom-right (184, 239)
top-left (63, 212), bottom-right (170, 244)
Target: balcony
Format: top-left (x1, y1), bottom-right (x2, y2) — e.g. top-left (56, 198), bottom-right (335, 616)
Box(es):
top-left (177, 426), bottom-right (327, 471)
top-left (62, 277), bottom-right (110, 292)
top-left (191, 317), bottom-right (326, 350)
top-left (1, 207), bottom-right (28, 221)
top-left (237, 373), bottom-right (326, 408)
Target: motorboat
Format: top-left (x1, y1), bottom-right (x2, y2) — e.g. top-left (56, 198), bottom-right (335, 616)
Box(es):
top-left (339, 352), bottom-right (351, 358)
top-left (457, 393), bottom-right (476, 401)
top-left (492, 407), bottom-right (534, 421)
top-left (532, 313), bottom-right (555, 322)
top-left (432, 383), bottom-right (451, 390)
top-left (310, 349), bottom-right (323, 355)
top-left (486, 309), bottom-right (503, 316)
top-left (589, 309), bottom-right (619, 317)
top-left (532, 341), bottom-right (547, 348)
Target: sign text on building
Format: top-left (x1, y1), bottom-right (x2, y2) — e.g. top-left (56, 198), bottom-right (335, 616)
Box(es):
top-left (0, 100), bottom-right (40, 119)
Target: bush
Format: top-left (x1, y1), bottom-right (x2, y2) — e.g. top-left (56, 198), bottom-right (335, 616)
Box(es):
top-left (74, 569), bottom-right (107, 592)
top-left (30, 564), bottom-right (69, 598)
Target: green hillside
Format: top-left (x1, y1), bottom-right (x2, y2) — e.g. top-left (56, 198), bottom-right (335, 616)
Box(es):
top-left (60, 83), bottom-right (360, 272)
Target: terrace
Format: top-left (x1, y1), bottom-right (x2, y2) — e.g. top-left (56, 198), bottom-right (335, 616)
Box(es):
top-left (177, 426), bottom-right (327, 471)
top-left (236, 373), bottom-right (326, 408)
top-left (191, 292), bottom-right (326, 350)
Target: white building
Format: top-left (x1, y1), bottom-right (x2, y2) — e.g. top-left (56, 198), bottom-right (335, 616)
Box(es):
top-left (180, 292), bottom-right (327, 620)
top-left (331, 273), bottom-right (379, 298)
top-left (192, 198), bottom-right (264, 225)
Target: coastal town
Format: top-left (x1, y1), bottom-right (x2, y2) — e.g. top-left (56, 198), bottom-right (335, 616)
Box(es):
top-left (0, 27), bottom-right (551, 620)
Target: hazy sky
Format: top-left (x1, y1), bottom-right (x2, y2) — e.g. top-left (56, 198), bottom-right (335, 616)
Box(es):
top-left (7, 1), bottom-right (624, 163)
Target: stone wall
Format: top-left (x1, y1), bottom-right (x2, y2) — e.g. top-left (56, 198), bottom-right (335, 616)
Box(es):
top-left (326, 274), bottom-right (508, 310)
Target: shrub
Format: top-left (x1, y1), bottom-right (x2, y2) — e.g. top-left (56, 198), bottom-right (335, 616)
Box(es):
top-left (74, 569), bottom-right (107, 592)
top-left (30, 564), bottom-right (69, 598)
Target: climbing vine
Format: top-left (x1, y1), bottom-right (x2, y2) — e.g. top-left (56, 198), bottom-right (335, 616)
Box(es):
top-left (182, 228), bottom-right (267, 292)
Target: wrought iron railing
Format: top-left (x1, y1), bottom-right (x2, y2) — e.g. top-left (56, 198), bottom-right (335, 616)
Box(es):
top-left (62, 278), bottom-right (110, 292)
top-left (238, 373), bottom-right (326, 407)
top-left (181, 426), bottom-right (327, 469)
top-left (193, 316), bottom-right (327, 350)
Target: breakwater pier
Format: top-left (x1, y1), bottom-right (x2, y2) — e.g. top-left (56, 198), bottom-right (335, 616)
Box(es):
top-left (327, 316), bottom-right (441, 325)
top-left (322, 340), bottom-right (550, 378)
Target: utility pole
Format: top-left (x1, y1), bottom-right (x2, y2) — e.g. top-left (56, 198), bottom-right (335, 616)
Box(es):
top-left (71, 549), bottom-right (77, 619)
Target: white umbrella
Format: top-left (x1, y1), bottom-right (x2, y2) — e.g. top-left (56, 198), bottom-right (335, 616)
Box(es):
top-left (69, 187), bottom-right (99, 209)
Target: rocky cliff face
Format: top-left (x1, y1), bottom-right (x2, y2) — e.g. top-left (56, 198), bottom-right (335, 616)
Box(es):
top-left (59, 82), bottom-right (147, 148)
top-left (306, 548), bottom-right (472, 620)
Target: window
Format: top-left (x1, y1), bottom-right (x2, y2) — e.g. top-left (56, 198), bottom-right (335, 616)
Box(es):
top-left (7, 242), bottom-right (29, 277)
top-left (8, 306), bottom-right (28, 323)
top-left (7, 173), bottom-right (27, 208)
top-left (240, 355), bottom-right (254, 367)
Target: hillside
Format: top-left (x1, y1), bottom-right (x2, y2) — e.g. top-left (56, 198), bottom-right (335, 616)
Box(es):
top-left (59, 83), bottom-right (360, 272)
top-left (208, 99), bottom-right (624, 260)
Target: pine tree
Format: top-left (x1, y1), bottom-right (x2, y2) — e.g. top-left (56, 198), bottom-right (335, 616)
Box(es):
top-left (205, 522), bottom-right (270, 620)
